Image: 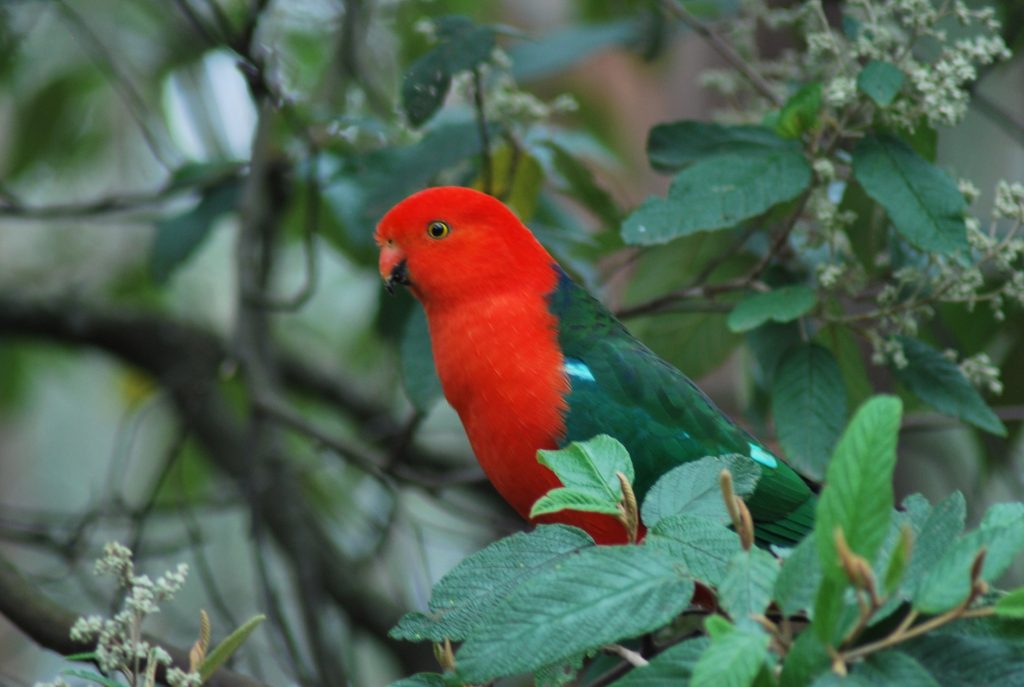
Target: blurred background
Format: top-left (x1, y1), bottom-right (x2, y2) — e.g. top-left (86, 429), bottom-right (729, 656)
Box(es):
top-left (0, 0), bottom-right (1022, 685)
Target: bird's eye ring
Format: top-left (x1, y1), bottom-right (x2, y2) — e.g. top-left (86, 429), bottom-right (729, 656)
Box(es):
top-left (427, 221), bottom-right (450, 240)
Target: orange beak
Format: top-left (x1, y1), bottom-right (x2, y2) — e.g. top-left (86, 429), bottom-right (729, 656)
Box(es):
top-left (378, 243), bottom-right (409, 295)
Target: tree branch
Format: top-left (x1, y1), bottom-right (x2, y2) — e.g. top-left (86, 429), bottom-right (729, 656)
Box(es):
top-left (616, 189), bottom-right (811, 319)
top-left (661, 0), bottom-right (782, 106)
top-left (0, 296), bottom-right (438, 674)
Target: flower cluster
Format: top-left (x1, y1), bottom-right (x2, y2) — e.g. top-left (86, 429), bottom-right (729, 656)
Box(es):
top-left (62, 543), bottom-right (199, 687)
top-left (809, 0), bottom-right (1010, 127)
top-left (698, 0), bottom-right (1017, 394)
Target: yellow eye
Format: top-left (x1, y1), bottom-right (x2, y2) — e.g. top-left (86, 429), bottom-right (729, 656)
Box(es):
top-left (427, 220), bottom-right (450, 240)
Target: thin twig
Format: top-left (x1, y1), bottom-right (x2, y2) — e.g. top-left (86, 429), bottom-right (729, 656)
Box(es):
top-left (498, 132), bottom-right (522, 202)
top-left (128, 429), bottom-right (189, 560)
top-left (660, 0), bottom-right (782, 106)
top-left (254, 396), bottom-right (388, 482)
top-left (604, 643), bottom-right (649, 668)
top-left (174, 457), bottom-right (248, 672)
top-left (616, 189), bottom-right (812, 319)
top-left (55, 0), bottom-right (176, 169)
top-left (0, 166), bottom-right (241, 219)
top-left (251, 523), bottom-right (314, 686)
top-left (243, 150), bottom-right (322, 312)
top-left (170, 0), bottom-right (221, 46)
top-left (472, 67), bottom-right (493, 195)
top-left (200, 0), bottom-right (237, 45)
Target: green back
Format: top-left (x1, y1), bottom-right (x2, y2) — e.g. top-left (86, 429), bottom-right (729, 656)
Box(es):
top-left (547, 267), bottom-right (816, 544)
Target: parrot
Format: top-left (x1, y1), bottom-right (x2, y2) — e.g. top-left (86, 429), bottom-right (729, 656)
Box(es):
top-left (375, 186), bottom-right (816, 545)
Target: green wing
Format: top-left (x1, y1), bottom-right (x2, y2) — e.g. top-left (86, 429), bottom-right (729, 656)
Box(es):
top-left (548, 268), bottom-right (816, 545)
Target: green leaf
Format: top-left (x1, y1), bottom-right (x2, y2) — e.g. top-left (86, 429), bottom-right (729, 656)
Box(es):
top-left (628, 309), bottom-right (744, 380)
top-left (7, 67), bottom-right (105, 178)
top-left (199, 614), bottom-right (267, 683)
top-left (531, 435), bottom-right (634, 518)
top-left (914, 503), bottom-right (1024, 613)
top-left (771, 343), bottom-right (848, 481)
top-left (902, 628), bottom-right (1024, 686)
top-left (389, 674), bottom-right (454, 687)
top-left (609, 637), bottom-right (710, 686)
top-left (851, 135), bottom-right (968, 254)
top-left (812, 574), bottom-right (859, 645)
top-left (881, 522), bottom-right (912, 596)
top-left (641, 454), bottom-right (760, 528)
top-left (455, 546), bottom-right (693, 683)
top-left (815, 395), bottom-right (902, 575)
top-left (399, 307), bottom-right (443, 412)
top-left (857, 61), bottom-right (905, 107)
top-left (747, 322), bottom-right (801, 386)
top-left (727, 286), bottom-right (817, 333)
top-left (646, 122), bottom-right (788, 173)
top-left (815, 325), bottom-right (874, 411)
top-left (389, 525), bottom-right (595, 642)
top-left (61, 652), bottom-right (98, 662)
top-left (896, 120), bottom-right (938, 162)
top-left (510, 20), bottom-right (644, 82)
top-left (775, 82), bottom-right (823, 138)
top-left (691, 618), bottom-right (770, 687)
top-left (623, 147), bottom-right (811, 245)
top-left (486, 145), bottom-right (544, 219)
top-left (718, 548), bottom-right (780, 625)
top-left (402, 16), bottom-right (497, 127)
top-left (150, 181), bottom-right (239, 283)
top-left (856, 651), bottom-right (939, 686)
top-left (779, 630), bottom-right (829, 687)
top-left (895, 336), bottom-right (1006, 436)
top-left (813, 396), bottom-right (901, 642)
top-left (60, 670), bottom-right (124, 687)
top-left (402, 50), bottom-right (453, 128)
top-left (166, 160), bottom-right (242, 192)
top-left (900, 492), bottom-right (965, 598)
top-left (774, 535), bottom-right (823, 617)
top-left (646, 515), bottom-right (742, 586)
top-left (866, 511), bottom-right (917, 624)
top-left (995, 588), bottom-right (1024, 619)
top-left (839, 179), bottom-right (888, 275)
top-left (867, 493), bottom-right (966, 625)
top-left (535, 653), bottom-right (585, 687)
top-left (542, 141), bottom-right (620, 227)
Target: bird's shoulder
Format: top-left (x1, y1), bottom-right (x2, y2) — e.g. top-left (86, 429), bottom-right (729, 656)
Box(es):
top-left (545, 267), bottom-right (752, 454)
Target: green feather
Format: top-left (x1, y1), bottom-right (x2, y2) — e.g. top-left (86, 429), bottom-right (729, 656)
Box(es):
top-left (548, 267), bottom-right (816, 545)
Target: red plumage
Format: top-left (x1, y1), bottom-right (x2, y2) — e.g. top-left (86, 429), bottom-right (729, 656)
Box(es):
top-left (376, 187), bottom-right (629, 543)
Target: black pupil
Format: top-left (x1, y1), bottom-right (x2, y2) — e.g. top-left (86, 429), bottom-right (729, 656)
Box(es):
top-left (430, 223), bottom-right (446, 237)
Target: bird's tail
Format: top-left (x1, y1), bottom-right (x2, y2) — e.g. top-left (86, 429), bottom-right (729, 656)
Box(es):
top-left (755, 494), bottom-right (817, 547)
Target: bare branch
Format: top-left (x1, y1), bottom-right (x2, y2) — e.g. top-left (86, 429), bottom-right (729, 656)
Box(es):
top-left (55, 0), bottom-right (178, 169)
top-left (0, 296), bottom-right (439, 674)
top-left (661, 0), bottom-right (782, 106)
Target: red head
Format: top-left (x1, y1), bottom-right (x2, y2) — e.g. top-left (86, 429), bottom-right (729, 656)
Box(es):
top-left (375, 187), bottom-right (555, 307)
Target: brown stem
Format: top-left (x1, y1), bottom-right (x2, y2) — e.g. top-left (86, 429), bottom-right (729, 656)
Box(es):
top-left (472, 67), bottom-right (494, 196)
top-left (660, 0), bottom-right (782, 106)
top-left (617, 190), bottom-right (811, 319)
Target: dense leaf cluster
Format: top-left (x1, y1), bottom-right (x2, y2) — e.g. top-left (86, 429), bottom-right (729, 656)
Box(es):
top-left (391, 401), bottom-right (1024, 686)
